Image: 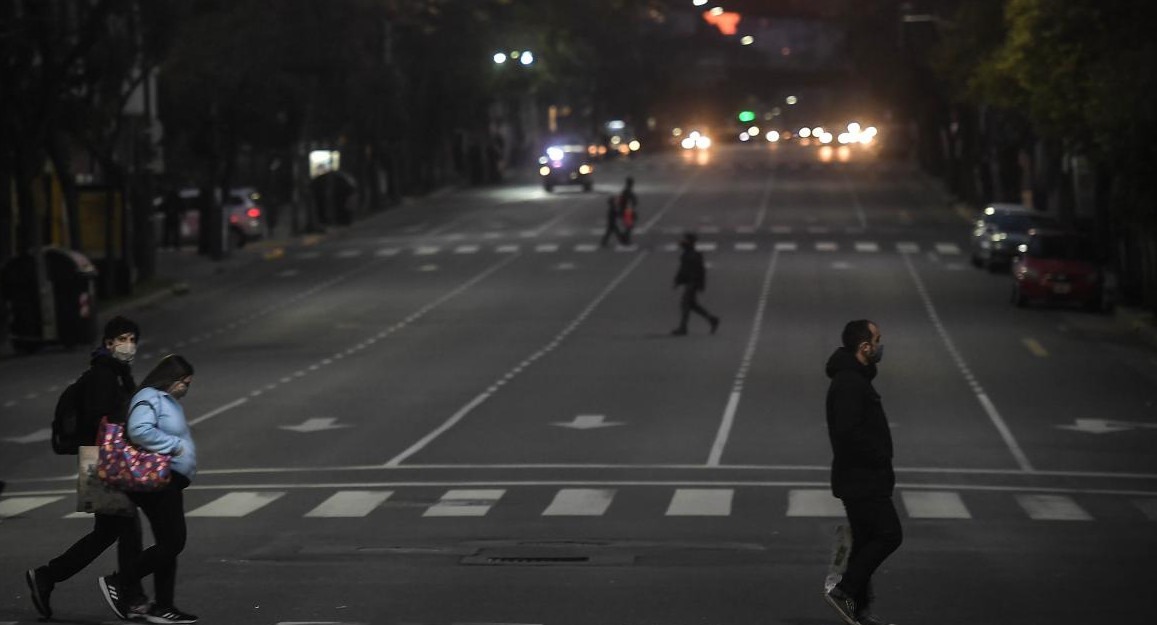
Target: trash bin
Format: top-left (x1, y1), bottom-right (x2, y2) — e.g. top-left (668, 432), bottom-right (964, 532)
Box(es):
top-left (0, 247), bottom-right (99, 351)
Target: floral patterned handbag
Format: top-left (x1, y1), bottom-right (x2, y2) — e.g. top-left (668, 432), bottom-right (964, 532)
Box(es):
top-left (96, 413), bottom-right (172, 492)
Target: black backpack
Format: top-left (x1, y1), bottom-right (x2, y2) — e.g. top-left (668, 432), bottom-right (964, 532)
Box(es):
top-left (52, 370), bottom-right (92, 455)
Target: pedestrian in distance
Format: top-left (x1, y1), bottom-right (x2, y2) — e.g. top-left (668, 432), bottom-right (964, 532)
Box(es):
top-left (618, 177), bottom-right (639, 246)
top-left (100, 354), bottom-right (200, 624)
top-left (600, 195), bottom-right (623, 248)
top-left (26, 316), bottom-right (146, 621)
top-left (671, 232), bottom-right (720, 336)
top-left (823, 320), bottom-right (901, 625)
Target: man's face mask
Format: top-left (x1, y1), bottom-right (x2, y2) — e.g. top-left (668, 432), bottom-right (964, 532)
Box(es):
top-left (865, 342), bottom-right (884, 364)
top-left (111, 339), bottom-right (137, 364)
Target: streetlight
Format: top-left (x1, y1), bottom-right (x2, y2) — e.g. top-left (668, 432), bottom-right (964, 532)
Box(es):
top-left (692, 0), bottom-right (708, 6)
top-left (786, 95), bottom-right (798, 105)
top-left (740, 35), bottom-right (754, 45)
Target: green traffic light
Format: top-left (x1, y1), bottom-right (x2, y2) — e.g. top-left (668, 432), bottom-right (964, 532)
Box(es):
top-left (738, 111), bottom-right (756, 123)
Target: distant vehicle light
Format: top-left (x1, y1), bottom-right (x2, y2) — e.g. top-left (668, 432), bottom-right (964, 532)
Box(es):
top-left (246, 207), bottom-right (261, 218)
top-left (740, 36), bottom-right (754, 45)
top-left (812, 127), bottom-right (824, 137)
top-left (798, 127), bottom-right (812, 138)
top-left (748, 126), bottom-right (760, 136)
top-left (695, 135), bottom-right (712, 149)
top-left (864, 126), bottom-right (878, 137)
top-left (786, 95), bottom-right (798, 105)
top-left (493, 53), bottom-right (507, 64)
top-left (820, 132), bottom-right (834, 144)
top-left (838, 133), bottom-right (852, 144)
top-left (229, 215), bottom-right (240, 224)
top-left (610, 136), bottom-right (622, 145)
top-left (681, 137), bottom-right (695, 149)
top-left (710, 7), bottom-right (724, 16)
top-left (985, 206), bottom-right (996, 215)
top-left (546, 146), bottom-right (564, 161)
top-left (520, 51), bottom-right (534, 65)
top-left (608, 120), bottom-right (626, 130)
top-left (693, 0), bottom-right (707, 5)
top-left (618, 144), bottom-right (630, 155)
top-left (597, 145), bottom-right (607, 155)
top-left (539, 156), bottom-right (549, 164)
top-left (579, 164), bottom-right (592, 175)
top-left (689, 130), bottom-right (701, 139)
top-left (539, 166), bottom-right (551, 176)
top-left (673, 127), bottom-right (683, 136)
top-left (766, 131), bottom-right (780, 142)
top-left (740, 132), bottom-right (750, 142)
top-left (847, 122), bottom-right (862, 133)
top-left (1018, 244), bottom-right (1028, 253)
top-left (859, 134), bottom-right (874, 145)
top-left (837, 146), bottom-right (851, 162)
top-left (628, 140), bottom-right (641, 151)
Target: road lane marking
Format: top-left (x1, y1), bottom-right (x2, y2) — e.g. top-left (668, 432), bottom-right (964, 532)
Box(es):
top-left (414, 246), bottom-right (441, 255)
top-left (375, 248), bottom-right (400, 257)
top-left (496, 244), bottom-right (520, 253)
top-left (189, 397), bottom-right (250, 427)
top-left (896, 242), bottom-right (920, 254)
top-left (843, 173), bottom-right (869, 229)
top-left (534, 243), bottom-right (559, 253)
top-left (306, 491), bottom-right (393, 517)
top-left (666, 488), bottom-right (733, 516)
top-left (639, 174), bottom-right (699, 233)
top-left (787, 489), bottom-right (844, 517)
top-left (574, 243), bottom-right (598, 253)
top-left (1015, 494), bottom-right (1092, 521)
top-left (854, 242), bottom-right (879, 253)
top-left (815, 242), bottom-right (838, 252)
top-left (694, 242), bottom-right (717, 252)
top-left (385, 253), bottom-right (650, 466)
top-left (336, 249), bottom-right (363, 258)
top-left (753, 172), bottom-right (777, 229)
top-left (935, 243), bottom-right (961, 255)
top-left (734, 242), bottom-right (757, 252)
top-left (188, 491), bottom-right (284, 517)
top-left (1132, 498), bottom-right (1157, 520)
top-left (707, 249), bottom-right (780, 466)
top-left (774, 242), bottom-right (797, 251)
top-left (0, 496), bottom-right (64, 518)
top-left (454, 245), bottom-right (480, 254)
top-left (541, 488), bottom-right (615, 516)
top-left (1022, 337), bottom-right (1049, 357)
top-left (901, 491), bottom-right (971, 519)
top-left (423, 489), bottom-right (504, 517)
top-left (900, 253), bottom-right (1034, 472)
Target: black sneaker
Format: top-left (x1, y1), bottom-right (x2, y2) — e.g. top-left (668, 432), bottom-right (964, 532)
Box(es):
top-left (144, 605), bottom-right (199, 624)
top-left (99, 574), bottom-right (129, 619)
top-left (709, 316), bottom-right (720, 334)
top-left (824, 586), bottom-right (861, 625)
top-left (127, 600), bottom-right (152, 621)
top-left (857, 611), bottom-right (895, 625)
top-left (25, 567), bottom-right (53, 619)
top-left (671, 327), bottom-right (688, 336)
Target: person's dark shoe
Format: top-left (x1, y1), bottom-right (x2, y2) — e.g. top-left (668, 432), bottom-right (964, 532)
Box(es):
top-left (709, 316), bottom-right (720, 334)
top-left (127, 599), bottom-right (151, 621)
top-left (99, 574), bottom-right (130, 619)
top-left (670, 327), bottom-right (688, 336)
top-left (25, 567), bottom-right (53, 619)
top-left (824, 586), bottom-right (861, 625)
top-left (144, 605), bottom-right (199, 624)
top-left (856, 611), bottom-right (895, 625)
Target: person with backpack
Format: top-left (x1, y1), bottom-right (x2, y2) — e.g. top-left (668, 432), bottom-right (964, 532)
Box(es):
top-left (26, 316), bottom-right (147, 620)
top-left (100, 354), bottom-right (199, 624)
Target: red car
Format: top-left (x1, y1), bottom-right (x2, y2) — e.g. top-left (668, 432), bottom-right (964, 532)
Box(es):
top-left (1011, 230), bottom-right (1114, 311)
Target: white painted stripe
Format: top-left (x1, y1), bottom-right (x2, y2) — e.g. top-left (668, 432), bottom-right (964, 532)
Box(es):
top-left (699, 225), bottom-right (721, 234)
top-left (336, 249), bottom-right (363, 258)
top-left (496, 245), bottom-right (520, 253)
top-left (694, 242), bottom-right (717, 252)
top-left (541, 488), bottom-right (615, 516)
top-left (854, 242), bottom-right (879, 253)
top-left (534, 243), bottom-right (559, 253)
top-left (454, 245), bottom-right (480, 254)
top-left (786, 489), bottom-right (844, 517)
top-left (306, 491), bottom-right (393, 518)
top-left (424, 489), bottom-right (505, 517)
top-left (815, 242), bottom-right (838, 252)
top-left (376, 248), bottom-right (401, 257)
top-left (774, 242), bottom-right (798, 251)
top-left (901, 491), bottom-right (971, 519)
top-left (1132, 498), bottom-right (1157, 520)
top-left (574, 243), bottom-right (598, 253)
top-left (734, 242), bottom-right (757, 252)
top-left (588, 227), bottom-right (604, 236)
top-left (187, 491), bottom-right (285, 517)
top-left (414, 246), bottom-right (441, 256)
top-left (0, 496), bottom-right (64, 518)
top-left (1016, 494), bottom-right (1092, 521)
top-left (935, 243), bottom-right (961, 255)
top-left (64, 511), bottom-right (91, 519)
top-left (666, 488), bottom-right (733, 516)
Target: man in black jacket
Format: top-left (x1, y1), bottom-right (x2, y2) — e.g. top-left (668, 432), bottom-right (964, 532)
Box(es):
top-left (26, 316), bottom-right (146, 620)
top-left (823, 319), bottom-right (901, 625)
top-left (671, 232), bottom-right (720, 336)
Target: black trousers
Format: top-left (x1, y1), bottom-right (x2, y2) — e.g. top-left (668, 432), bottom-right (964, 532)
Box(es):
top-left (837, 496), bottom-right (903, 608)
top-left (128, 472), bottom-right (189, 608)
top-left (600, 220), bottom-right (622, 247)
top-left (678, 286), bottom-right (715, 330)
top-left (45, 512), bottom-right (142, 596)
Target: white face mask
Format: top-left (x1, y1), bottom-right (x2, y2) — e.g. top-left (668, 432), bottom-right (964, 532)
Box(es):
top-left (112, 342), bottom-right (137, 364)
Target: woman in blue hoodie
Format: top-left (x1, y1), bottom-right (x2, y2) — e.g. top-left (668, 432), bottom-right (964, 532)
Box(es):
top-left (105, 354), bottom-right (198, 625)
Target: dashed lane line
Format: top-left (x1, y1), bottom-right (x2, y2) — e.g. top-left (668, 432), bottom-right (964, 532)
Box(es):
top-left (1022, 337), bottom-right (1050, 357)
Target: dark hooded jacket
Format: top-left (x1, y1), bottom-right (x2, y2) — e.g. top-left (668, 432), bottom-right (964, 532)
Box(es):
top-left (825, 347), bottom-right (894, 499)
top-left (78, 349), bottom-right (137, 445)
top-left (674, 246), bottom-right (706, 291)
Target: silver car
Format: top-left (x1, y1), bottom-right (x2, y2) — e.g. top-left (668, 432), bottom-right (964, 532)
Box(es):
top-left (157, 187), bottom-right (267, 249)
top-left (970, 203), bottom-right (1054, 272)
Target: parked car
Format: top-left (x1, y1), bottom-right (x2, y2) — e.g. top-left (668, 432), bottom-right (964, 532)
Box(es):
top-left (538, 144), bottom-right (593, 192)
top-left (155, 187), bottom-right (266, 248)
top-left (1011, 229), bottom-right (1115, 312)
top-left (970, 203), bottom-right (1055, 272)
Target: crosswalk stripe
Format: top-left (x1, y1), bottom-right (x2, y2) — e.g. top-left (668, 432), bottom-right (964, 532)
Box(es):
top-left (336, 249), bottom-right (362, 258)
top-left (901, 491), bottom-right (971, 519)
top-left (496, 245), bottom-right (520, 253)
top-left (541, 489), bottom-right (615, 516)
top-left (896, 242), bottom-right (920, 254)
top-left (854, 242), bottom-right (879, 253)
top-left (666, 488), bottom-right (733, 516)
top-left (187, 491), bottom-right (285, 517)
top-left (815, 242), bottom-right (838, 252)
top-left (375, 248), bottom-right (401, 257)
top-left (786, 489), bottom-right (844, 517)
top-left (574, 243), bottom-right (599, 253)
top-left (453, 245), bottom-right (480, 254)
top-left (424, 489), bottom-right (505, 517)
top-left (734, 242), bottom-right (757, 252)
top-left (64, 511), bottom-right (91, 519)
top-left (774, 242), bottom-right (798, 251)
top-left (414, 246), bottom-right (441, 256)
top-left (1133, 498), bottom-right (1157, 521)
top-left (935, 243), bottom-right (962, 255)
top-left (1016, 494), bottom-right (1092, 521)
top-left (306, 491), bottom-right (394, 518)
top-left (695, 242), bottom-right (717, 252)
top-left (535, 243), bottom-right (559, 253)
top-left (588, 227), bottom-right (604, 236)
top-left (0, 496), bottom-right (65, 518)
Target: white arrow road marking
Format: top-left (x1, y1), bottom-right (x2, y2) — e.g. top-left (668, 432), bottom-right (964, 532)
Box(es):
top-left (2, 428), bottom-right (51, 444)
top-left (551, 414), bottom-right (624, 430)
top-left (1056, 418), bottom-right (1157, 434)
top-left (280, 417), bottom-right (351, 433)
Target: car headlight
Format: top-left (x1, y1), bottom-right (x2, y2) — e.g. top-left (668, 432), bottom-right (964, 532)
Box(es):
top-left (539, 166), bottom-right (550, 176)
top-left (578, 164), bottom-right (591, 175)
top-left (546, 146), bottom-right (564, 161)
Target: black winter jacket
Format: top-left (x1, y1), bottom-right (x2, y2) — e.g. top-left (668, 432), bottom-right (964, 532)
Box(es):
top-left (674, 248), bottom-right (706, 291)
top-left (825, 347), bottom-right (894, 499)
top-left (78, 350), bottom-right (137, 445)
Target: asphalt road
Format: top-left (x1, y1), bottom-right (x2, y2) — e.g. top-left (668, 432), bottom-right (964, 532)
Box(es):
top-left (2, 144), bottom-right (1156, 625)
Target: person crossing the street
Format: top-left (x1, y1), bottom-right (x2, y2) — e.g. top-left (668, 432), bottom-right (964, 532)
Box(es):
top-left (671, 232), bottom-right (720, 336)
